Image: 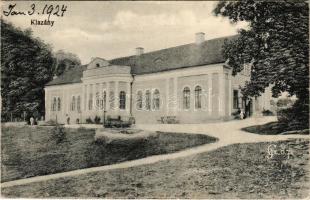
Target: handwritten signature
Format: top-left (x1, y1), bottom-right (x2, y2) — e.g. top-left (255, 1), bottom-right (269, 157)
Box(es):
top-left (3, 4), bottom-right (67, 21)
top-left (266, 144), bottom-right (294, 160)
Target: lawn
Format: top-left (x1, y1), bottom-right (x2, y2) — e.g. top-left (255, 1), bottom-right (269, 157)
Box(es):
top-left (242, 122), bottom-right (309, 135)
top-left (2, 138), bottom-right (309, 198)
top-left (1, 126), bottom-right (216, 182)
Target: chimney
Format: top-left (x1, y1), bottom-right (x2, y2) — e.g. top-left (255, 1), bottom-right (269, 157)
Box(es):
top-left (135, 47), bottom-right (144, 56)
top-left (195, 32), bottom-right (205, 45)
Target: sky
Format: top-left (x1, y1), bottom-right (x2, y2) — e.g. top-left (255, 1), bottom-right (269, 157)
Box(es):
top-left (2, 1), bottom-right (247, 64)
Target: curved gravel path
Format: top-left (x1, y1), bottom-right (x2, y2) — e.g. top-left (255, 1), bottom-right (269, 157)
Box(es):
top-left (2, 116), bottom-right (308, 188)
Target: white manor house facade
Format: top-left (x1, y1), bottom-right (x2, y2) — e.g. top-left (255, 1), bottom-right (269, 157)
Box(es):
top-left (45, 33), bottom-right (273, 124)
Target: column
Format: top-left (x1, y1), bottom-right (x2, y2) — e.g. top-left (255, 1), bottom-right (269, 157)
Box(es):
top-left (218, 73), bottom-right (225, 116)
top-left (84, 84), bottom-right (88, 111)
top-left (166, 78), bottom-right (169, 115)
top-left (228, 74), bottom-right (232, 116)
top-left (92, 84), bottom-right (95, 111)
top-left (126, 82), bottom-right (131, 114)
top-left (173, 77), bottom-right (178, 114)
top-left (106, 81), bottom-right (110, 111)
top-left (115, 81), bottom-right (119, 112)
top-left (62, 89), bottom-right (65, 117)
top-left (208, 74), bottom-right (212, 115)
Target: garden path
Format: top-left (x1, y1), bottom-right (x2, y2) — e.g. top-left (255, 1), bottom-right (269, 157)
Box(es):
top-left (2, 116), bottom-right (308, 188)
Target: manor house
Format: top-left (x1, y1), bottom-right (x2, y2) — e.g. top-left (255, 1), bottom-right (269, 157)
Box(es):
top-left (44, 32), bottom-right (273, 124)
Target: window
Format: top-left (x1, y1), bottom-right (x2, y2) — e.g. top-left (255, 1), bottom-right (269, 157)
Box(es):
top-left (96, 63), bottom-right (100, 67)
top-left (183, 87), bottom-right (190, 109)
top-left (77, 96), bottom-right (81, 112)
top-left (195, 86), bottom-right (202, 109)
top-left (88, 93), bottom-right (93, 110)
top-left (119, 91), bottom-right (126, 110)
top-left (96, 92), bottom-right (100, 110)
top-left (152, 89), bottom-right (160, 110)
top-left (145, 90), bottom-right (151, 110)
top-left (233, 90), bottom-right (239, 109)
top-left (57, 97), bottom-right (61, 111)
top-left (52, 97), bottom-right (57, 111)
top-left (71, 96), bottom-right (76, 111)
top-left (109, 91), bottom-right (114, 109)
top-left (136, 91), bottom-right (143, 110)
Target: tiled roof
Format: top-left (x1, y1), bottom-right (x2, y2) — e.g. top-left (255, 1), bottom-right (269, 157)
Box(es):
top-left (46, 35), bottom-right (237, 86)
top-left (46, 65), bottom-right (87, 86)
top-left (110, 35), bottom-right (238, 75)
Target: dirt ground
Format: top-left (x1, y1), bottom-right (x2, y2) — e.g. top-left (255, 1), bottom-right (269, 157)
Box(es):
top-left (2, 138), bottom-right (309, 198)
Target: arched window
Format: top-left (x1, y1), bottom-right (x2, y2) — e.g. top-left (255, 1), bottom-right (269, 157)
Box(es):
top-left (183, 87), bottom-right (190, 109)
top-left (145, 90), bottom-right (151, 111)
top-left (71, 96), bottom-right (76, 111)
top-left (195, 86), bottom-right (202, 109)
top-left (88, 93), bottom-right (93, 110)
top-left (153, 89), bottom-right (160, 110)
top-left (96, 92), bottom-right (100, 110)
top-left (57, 97), bottom-right (61, 111)
top-left (119, 91), bottom-right (126, 110)
top-left (52, 97), bottom-right (57, 111)
top-left (77, 96), bottom-right (81, 112)
top-left (136, 91), bottom-right (143, 110)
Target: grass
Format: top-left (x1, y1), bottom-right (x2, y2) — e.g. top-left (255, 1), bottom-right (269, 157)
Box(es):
top-left (2, 138), bottom-right (308, 198)
top-left (242, 122), bottom-right (309, 135)
top-left (1, 126), bottom-right (216, 182)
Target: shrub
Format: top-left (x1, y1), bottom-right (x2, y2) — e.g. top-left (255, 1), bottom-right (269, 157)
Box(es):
top-left (86, 117), bottom-right (93, 124)
top-left (94, 116), bottom-right (101, 124)
top-left (262, 109), bottom-right (274, 116)
top-left (52, 124), bottom-right (66, 143)
top-left (45, 120), bottom-right (58, 126)
top-left (277, 99), bottom-right (309, 131)
top-left (232, 110), bottom-right (241, 119)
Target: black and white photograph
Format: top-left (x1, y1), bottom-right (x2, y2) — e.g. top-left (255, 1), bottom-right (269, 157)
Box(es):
top-left (1, 0), bottom-right (309, 198)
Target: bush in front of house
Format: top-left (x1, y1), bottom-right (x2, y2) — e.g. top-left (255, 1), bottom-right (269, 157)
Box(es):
top-left (104, 116), bottom-right (132, 128)
top-left (262, 109), bottom-right (274, 116)
top-left (86, 117), bottom-right (93, 124)
top-left (94, 116), bottom-right (101, 124)
top-left (277, 99), bottom-right (309, 131)
top-left (51, 124), bottom-right (66, 143)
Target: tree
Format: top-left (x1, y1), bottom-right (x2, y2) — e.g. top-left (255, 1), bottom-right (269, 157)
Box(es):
top-left (54, 50), bottom-right (81, 76)
top-left (214, 0), bottom-right (309, 129)
top-left (1, 19), bottom-right (55, 121)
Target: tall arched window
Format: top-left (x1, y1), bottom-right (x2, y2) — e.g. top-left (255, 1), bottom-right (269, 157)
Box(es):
top-left (96, 92), bottom-right (100, 110)
top-left (153, 89), bottom-right (160, 110)
top-left (183, 87), bottom-right (190, 109)
top-left (136, 91), bottom-right (143, 110)
top-left (52, 97), bottom-right (57, 111)
top-left (57, 97), bottom-right (61, 111)
top-left (77, 96), bottom-right (81, 112)
top-left (119, 91), bottom-right (126, 110)
top-left (195, 86), bottom-right (202, 109)
top-left (88, 93), bottom-right (93, 110)
top-left (145, 90), bottom-right (151, 111)
top-left (71, 96), bottom-right (76, 111)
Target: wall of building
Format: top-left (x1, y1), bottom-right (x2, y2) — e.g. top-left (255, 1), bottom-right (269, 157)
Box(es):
top-left (45, 83), bottom-right (83, 124)
top-left (45, 62), bottom-right (274, 124)
top-left (132, 64), bottom-right (232, 124)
